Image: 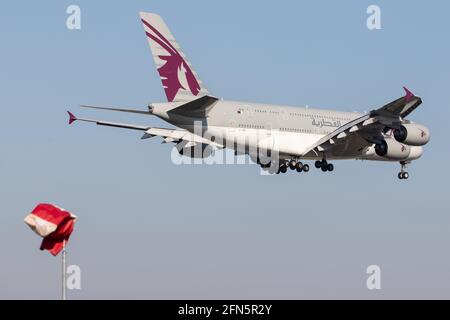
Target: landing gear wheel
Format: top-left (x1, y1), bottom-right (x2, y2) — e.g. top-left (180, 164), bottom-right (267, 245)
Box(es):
top-left (280, 165), bottom-right (287, 174)
top-left (398, 161), bottom-right (410, 180)
top-left (398, 172), bottom-right (409, 180)
top-left (289, 160), bottom-right (297, 170)
top-left (315, 160), bottom-right (321, 169)
top-left (260, 162), bottom-right (271, 169)
top-left (303, 164), bottom-right (310, 172)
top-left (327, 163), bottom-right (334, 172)
top-left (295, 162), bottom-right (303, 172)
top-left (319, 159), bottom-right (328, 172)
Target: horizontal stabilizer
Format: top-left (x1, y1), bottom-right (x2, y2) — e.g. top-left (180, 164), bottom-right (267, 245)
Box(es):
top-left (80, 105), bottom-right (153, 115)
top-left (167, 95), bottom-right (219, 117)
top-left (67, 111), bottom-right (149, 131)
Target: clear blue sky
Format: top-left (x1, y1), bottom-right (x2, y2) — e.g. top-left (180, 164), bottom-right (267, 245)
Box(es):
top-left (0, 0), bottom-right (449, 299)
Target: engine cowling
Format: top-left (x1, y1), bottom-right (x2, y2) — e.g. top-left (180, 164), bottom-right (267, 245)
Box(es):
top-left (375, 139), bottom-right (411, 160)
top-left (393, 123), bottom-right (430, 146)
top-left (176, 143), bottom-right (214, 158)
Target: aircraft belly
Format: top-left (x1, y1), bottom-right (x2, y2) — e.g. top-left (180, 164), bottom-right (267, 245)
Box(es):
top-left (276, 132), bottom-right (324, 156)
top-left (204, 126), bottom-right (325, 157)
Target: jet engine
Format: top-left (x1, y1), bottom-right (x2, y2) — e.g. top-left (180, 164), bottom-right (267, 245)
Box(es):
top-left (374, 139), bottom-right (411, 160)
top-left (176, 142), bottom-right (214, 158)
top-left (393, 123), bottom-right (430, 146)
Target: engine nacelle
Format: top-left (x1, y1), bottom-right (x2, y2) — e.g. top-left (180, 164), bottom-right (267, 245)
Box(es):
top-left (374, 139), bottom-right (411, 160)
top-left (176, 143), bottom-right (214, 158)
top-left (393, 123), bottom-right (430, 146)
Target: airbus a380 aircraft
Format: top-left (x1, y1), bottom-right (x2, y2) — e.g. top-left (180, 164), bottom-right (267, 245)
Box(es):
top-left (68, 12), bottom-right (430, 179)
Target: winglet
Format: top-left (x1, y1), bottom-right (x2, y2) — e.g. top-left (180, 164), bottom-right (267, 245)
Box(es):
top-left (67, 111), bottom-right (77, 125)
top-left (403, 86), bottom-right (414, 102)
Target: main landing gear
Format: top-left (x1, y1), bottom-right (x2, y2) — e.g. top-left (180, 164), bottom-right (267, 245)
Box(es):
top-left (273, 158), bottom-right (335, 175)
top-left (314, 159), bottom-right (334, 172)
top-left (398, 161), bottom-right (409, 180)
top-left (276, 159), bottom-right (309, 174)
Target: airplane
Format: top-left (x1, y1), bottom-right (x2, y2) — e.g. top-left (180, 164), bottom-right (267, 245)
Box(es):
top-left (68, 12), bottom-right (430, 180)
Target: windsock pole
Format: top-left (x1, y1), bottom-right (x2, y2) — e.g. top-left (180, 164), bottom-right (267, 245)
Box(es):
top-left (62, 239), bottom-right (67, 300)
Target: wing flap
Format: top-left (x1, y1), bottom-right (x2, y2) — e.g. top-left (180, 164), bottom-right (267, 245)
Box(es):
top-left (302, 114), bottom-right (371, 156)
top-left (143, 127), bottom-right (224, 148)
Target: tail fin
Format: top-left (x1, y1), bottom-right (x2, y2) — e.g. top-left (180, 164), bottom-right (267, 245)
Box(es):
top-left (139, 12), bottom-right (209, 103)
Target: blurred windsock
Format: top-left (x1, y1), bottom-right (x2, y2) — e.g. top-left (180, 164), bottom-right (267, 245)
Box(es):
top-left (24, 203), bottom-right (77, 256)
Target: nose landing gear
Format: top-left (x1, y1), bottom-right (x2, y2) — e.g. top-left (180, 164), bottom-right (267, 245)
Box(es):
top-left (398, 161), bottom-right (410, 180)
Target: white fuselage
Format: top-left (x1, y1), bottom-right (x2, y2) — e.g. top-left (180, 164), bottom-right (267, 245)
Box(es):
top-left (151, 99), bottom-right (423, 162)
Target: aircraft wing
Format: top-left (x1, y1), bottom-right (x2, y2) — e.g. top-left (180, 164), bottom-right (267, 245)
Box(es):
top-left (67, 111), bottom-right (223, 148)
top-left (301, 87), bottom-right (423, 157)
top-left (81, 95), bottom-right (219, 117)
top-left (370, 87), bottom-right (423, 119)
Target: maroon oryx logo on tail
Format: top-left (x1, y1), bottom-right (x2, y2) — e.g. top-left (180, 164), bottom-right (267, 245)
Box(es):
top-left (141, 19), bottom-right (201, 102)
